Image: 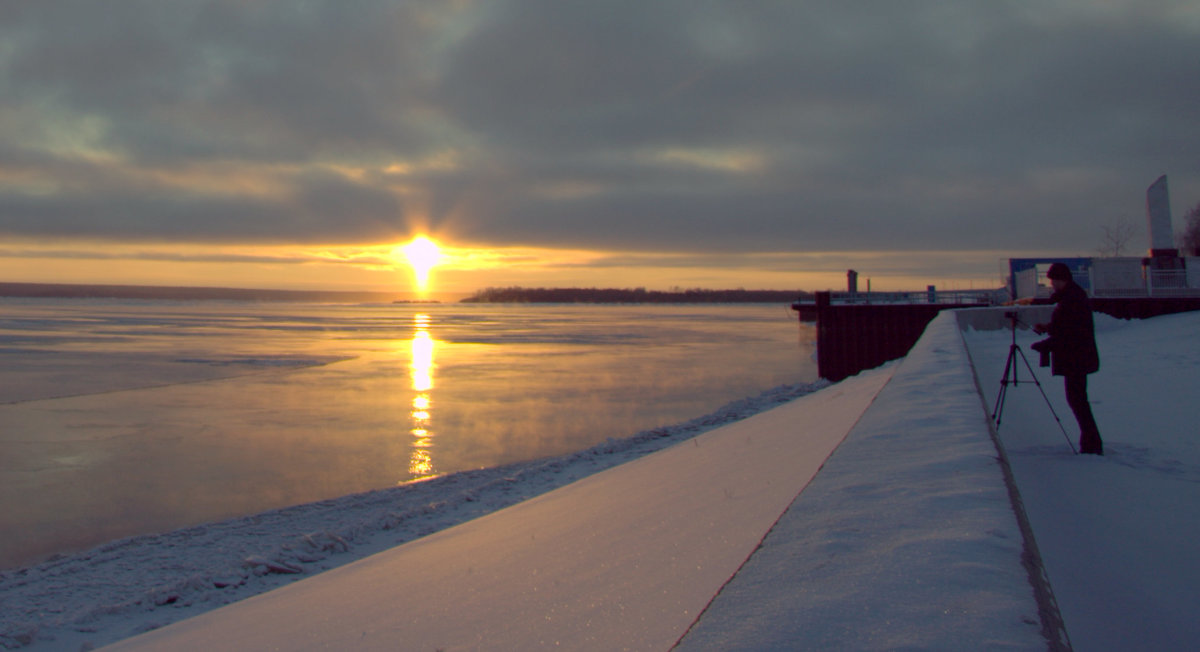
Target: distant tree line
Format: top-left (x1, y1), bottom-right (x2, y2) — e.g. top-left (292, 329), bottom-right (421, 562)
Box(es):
top-left (460, 286), bottom-right (810, 303)
top-left (0, 282), bottom-right (407, 303)
top-left (1180, 201), bottom-right (1200, 256)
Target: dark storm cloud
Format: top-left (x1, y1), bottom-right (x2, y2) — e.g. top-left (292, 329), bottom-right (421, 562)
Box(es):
top-left (1, 0), bottom-right (1197, 254)
top-left (0, 152), bottom-right (403, 242)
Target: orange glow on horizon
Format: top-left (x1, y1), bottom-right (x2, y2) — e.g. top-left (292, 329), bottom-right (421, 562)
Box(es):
top-left (0, 237), bottom-right (1010, 298)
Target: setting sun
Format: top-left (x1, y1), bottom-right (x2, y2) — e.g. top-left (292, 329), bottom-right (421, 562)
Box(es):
top-left (397, 237), bottom-right (442, 292)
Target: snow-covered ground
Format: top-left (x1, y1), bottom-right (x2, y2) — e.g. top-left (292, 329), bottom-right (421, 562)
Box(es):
top-left (677, 307), bottom-right (1200, 651)
top-left (963, 308), bottom-right (1200, 651)
top-left (3, 307), bottom-right (1197, 650)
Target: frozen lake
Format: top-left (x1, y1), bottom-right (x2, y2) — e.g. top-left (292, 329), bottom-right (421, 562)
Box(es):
top-left (0, 300), bottom-right (815, 569)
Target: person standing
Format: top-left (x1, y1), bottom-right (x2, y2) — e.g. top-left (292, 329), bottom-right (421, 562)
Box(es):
top-left (1032, 263), bottom-right (1103, 455)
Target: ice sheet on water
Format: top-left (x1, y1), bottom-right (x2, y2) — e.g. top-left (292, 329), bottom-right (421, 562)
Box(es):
top-left (0, 351), bottom-right (348, 404)
top-left (173, 356), bottom-right (348, 368)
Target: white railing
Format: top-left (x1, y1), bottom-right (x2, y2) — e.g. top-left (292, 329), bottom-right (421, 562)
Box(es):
top-left (1011, 257), bottom-right (1200, 301)
top-left (1147, 269), bottom-right (1197, 297)
top-left (1088, 264), bottom-right (1200, 298)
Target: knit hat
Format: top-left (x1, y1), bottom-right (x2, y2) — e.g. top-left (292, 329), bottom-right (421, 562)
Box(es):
top-left (1046, 262), bottom-right (1073, 281)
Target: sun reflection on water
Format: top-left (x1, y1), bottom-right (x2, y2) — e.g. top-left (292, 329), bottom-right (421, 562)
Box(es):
top-left (407, 314), bottom-right (437, 480)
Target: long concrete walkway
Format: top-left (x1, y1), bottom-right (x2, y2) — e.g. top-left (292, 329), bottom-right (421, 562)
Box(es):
top-left (104, 368), bottom-right (894, 651)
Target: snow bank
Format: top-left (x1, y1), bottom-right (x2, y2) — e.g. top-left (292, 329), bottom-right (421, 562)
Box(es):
top-left (678, 311), bottom-right (1051, 650)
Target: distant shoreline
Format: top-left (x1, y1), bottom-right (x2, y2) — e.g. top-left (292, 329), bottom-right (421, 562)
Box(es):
top-left (0, 282), bottom-right (408, 304)
top-left (1, 282), bottom-right (810, 304)
top-left (461, 287), bottom-right (810, 303)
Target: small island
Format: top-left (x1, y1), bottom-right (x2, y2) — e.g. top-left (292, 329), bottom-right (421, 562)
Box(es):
top-left (460, 286), bottom-right (810, 304)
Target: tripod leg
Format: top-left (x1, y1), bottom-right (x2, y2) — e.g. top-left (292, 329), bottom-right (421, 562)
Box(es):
top-left (1013, 347), bottom-right (1078, 454)
top-left (993, 345), bottom-right (1018, 426)
top-left (993, 382), bottom-right (1008, 426)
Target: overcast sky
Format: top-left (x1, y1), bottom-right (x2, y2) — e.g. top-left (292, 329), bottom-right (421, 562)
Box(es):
top-left (1, 1), bottom-right (1198, 290)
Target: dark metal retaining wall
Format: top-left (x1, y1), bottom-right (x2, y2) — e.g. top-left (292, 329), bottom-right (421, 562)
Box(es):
top-left (803, 293), bottom-right (1200, 382)
top-left (808, 292), bottom-right (985, 382)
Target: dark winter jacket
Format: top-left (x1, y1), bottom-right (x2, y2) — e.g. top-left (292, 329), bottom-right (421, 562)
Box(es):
top-left (1037, 281), bottom-right (1100, 376)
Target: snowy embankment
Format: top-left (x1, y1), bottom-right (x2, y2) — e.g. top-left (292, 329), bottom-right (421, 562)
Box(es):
top-left (678, 310), bottom-right (1055, 650)
top-left (2, 383), bottom-right (828, 650)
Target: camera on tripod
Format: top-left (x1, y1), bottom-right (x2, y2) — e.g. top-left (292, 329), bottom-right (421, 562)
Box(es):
top-left (1003, 309), bottom-right (1050, 367)
top-left (1030, 338), bottom-right (1052, 368)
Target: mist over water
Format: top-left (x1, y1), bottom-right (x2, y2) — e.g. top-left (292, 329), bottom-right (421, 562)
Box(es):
top-left (0, 300), bottom-right (815, 569)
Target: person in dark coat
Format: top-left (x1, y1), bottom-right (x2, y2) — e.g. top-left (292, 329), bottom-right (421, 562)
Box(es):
top-left (1032, 262), bottom-right (1103, 454)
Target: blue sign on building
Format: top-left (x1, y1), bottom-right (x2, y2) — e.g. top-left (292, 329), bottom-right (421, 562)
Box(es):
top-left (1008, 257), bottom-right (1093, 299)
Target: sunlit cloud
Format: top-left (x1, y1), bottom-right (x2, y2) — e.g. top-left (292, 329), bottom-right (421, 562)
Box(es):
top-left (0, 241), bottom-right (312, 265)
top-left (437, 245), bottom-right (605, 271)
top-left (527, 180), bottom-right (609, 200)
top-left (642, 147), bottom-right (769, 175)
top-left (381, 150), bottom-right (465, 177)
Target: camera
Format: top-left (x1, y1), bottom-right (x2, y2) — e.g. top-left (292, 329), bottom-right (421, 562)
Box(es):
top-left (1031, 338), bottom-right (1052, 368)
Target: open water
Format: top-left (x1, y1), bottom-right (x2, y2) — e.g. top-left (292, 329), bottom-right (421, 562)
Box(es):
top-left (0, 299), bottom-right (815, 569)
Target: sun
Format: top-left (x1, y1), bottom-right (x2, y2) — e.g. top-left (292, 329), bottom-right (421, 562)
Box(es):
top-left (396, 236), bottom-right (442, 292)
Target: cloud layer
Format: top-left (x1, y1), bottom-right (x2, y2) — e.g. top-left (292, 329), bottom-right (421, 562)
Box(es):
top-left (2, 0), bottom-right (1198, 257)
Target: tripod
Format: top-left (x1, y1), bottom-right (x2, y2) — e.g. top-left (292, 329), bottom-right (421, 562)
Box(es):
top-left (992, 313), bottom-right (1077, 454)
